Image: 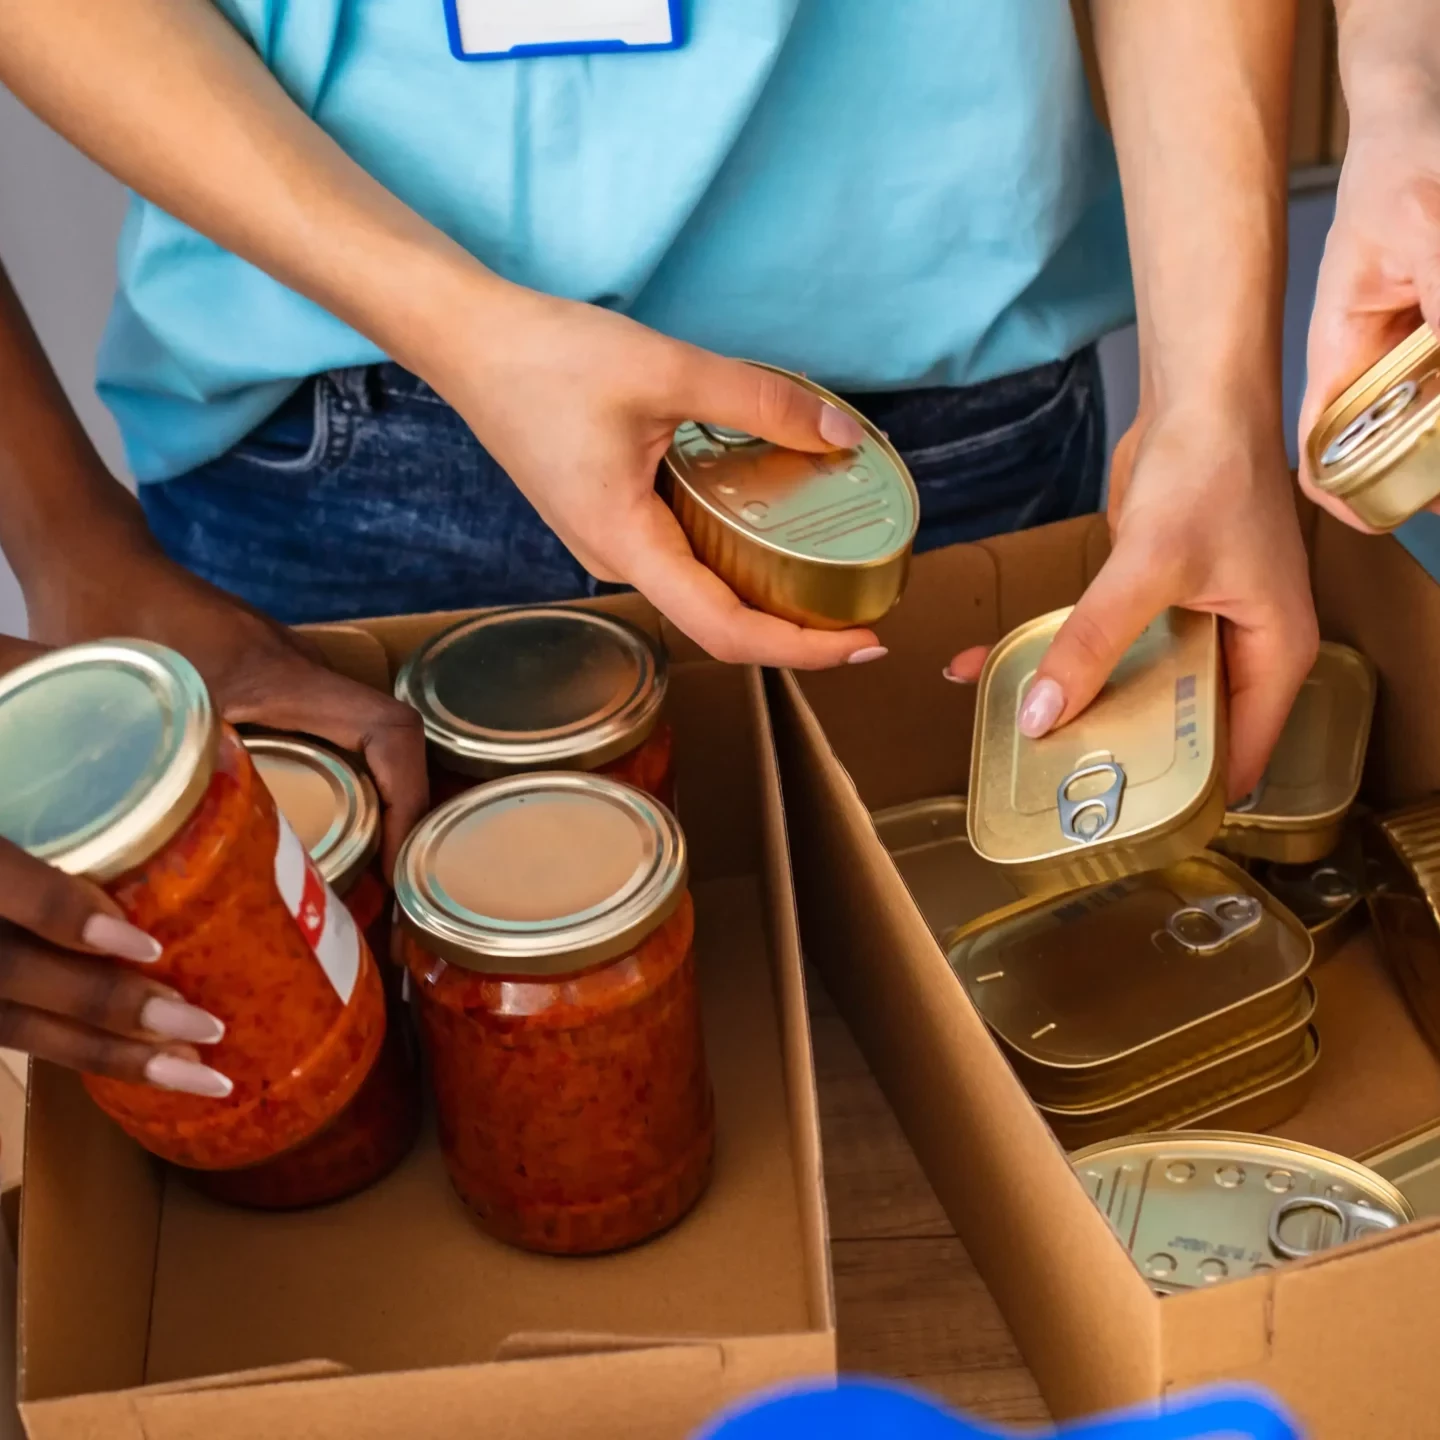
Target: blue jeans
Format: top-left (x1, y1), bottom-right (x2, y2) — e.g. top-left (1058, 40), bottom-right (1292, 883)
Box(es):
top-left (140, 349), bottom-right (1105, 626)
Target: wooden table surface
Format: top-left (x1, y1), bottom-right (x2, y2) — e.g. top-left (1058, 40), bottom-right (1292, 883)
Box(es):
top-left (810, 972), bottom-right (1050, 1426)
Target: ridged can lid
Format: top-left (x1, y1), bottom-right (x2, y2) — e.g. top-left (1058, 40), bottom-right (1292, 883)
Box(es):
top-left (244, 734), bottom-right (379, 894)
top-left (395, 772), bottom-right (687, 976)
top-left (395, 607), bottom-right (666, 779)
top-left (1307, 322), bottom-right (1440, 530)
top-left (0, 640), bottom-right (216, 882)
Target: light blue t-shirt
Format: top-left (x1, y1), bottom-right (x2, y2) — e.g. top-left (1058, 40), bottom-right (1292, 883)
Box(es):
top-left (97, 0), bottom-right (1135, 484)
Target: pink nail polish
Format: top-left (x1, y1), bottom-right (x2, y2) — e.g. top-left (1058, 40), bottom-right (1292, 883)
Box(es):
top-left (82, 914), bottom-right (162, 964)
top-left (819, 404), bottom-right (866, 449)
top-left (143, 1054), bottom-right (233, 1098)
top-left (1018, 677), bottom-right (1065, 738)
top-left (140, 996), bottom-right (225, 1045)
top-left (847, 646), bottom-right (888, 665)
top-left (942, 666), bottom-right (972, 684)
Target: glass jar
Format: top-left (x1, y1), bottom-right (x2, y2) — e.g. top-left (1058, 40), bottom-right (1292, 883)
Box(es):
top-left (398, 774), bottom-right (713, 1254)
top-left (189, 735), bottom-right (421, 1209)
top-left (394, 606), bottom-right (675, 809)
top-left (0, 641), bottom-right (386, 1170)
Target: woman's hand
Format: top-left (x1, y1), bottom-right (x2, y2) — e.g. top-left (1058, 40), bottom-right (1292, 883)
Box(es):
top-left (948, 397), bottom-right (1318, 802)
top-left (424, 284), bottom-right (886, 670)
top-left (0, 838), bottom-right (229, 1096)
top-left (1299, 6), bottom-right (1440, 524)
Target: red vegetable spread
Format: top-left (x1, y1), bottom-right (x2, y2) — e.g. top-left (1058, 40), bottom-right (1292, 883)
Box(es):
top-left (85, 726), bottom-right (386, 1170)
top-left (406, 893), bottom-right (713, 1254)
top-left (430, 719), bottom-right (676, 809)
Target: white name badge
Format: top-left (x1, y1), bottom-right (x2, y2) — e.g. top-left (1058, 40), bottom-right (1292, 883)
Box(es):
top-left (445, 0), bottom-right (684, 61)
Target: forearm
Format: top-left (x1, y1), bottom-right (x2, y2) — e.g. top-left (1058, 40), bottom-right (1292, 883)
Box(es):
top-left (0, 0), bottom-right (508, 385)
top-left (1091, 0), bottom-right (1293, 421)
top-left (1333, 0), bottom-right (1440, 124)
top-left (0, 264), bottom-right (151, 593)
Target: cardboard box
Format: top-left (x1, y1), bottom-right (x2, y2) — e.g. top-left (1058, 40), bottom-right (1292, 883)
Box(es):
top-left (770, 510), bottom-right (1440, 1438)
top-left (17, 599), bottom-right (835, 1440)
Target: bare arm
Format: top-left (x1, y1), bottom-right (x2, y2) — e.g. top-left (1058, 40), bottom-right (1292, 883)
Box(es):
top-left (1300, 0), bottom-right (1440, 525)
top-left (947, 0), bottom-right (1318, 798)
top-left (0, 0), bottom-right (879, 669)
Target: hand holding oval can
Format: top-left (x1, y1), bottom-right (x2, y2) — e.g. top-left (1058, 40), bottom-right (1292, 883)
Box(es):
top-left (433, 289), bottom-right (886, 670)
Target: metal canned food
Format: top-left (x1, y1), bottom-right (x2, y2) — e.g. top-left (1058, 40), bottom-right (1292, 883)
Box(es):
top-left (1363, 1120), bottom-right (1440, 1219)
top-left (1365, 799), bottom-right (1440, 1054)
top-left (870, 796), bottom-right (1023, 942)
top-left (968, 608), bottom-right (1226, 894)
top-left (1306, 322), bottom-right (1440, 531)
top-left (947, 852), bottom-right (1313, 1108)
top-left (1215, 644), bottom-right (1375, 864)
top-left (1038, 997), bottom-right (1316, 1150)
top-left (1072, 1131), bottom-right (1413, 1295)
top-left (660, 366), bottom-right (919, 629)
top-left (1250, 822), bottom-right (1368, 966)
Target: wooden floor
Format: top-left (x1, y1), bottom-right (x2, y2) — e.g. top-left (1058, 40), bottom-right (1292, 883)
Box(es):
top-left (809, 971), bottom-right (1050, 1425)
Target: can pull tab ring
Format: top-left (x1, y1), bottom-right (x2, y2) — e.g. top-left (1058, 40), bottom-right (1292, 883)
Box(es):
top-left (1267, 1194), bottom-right (1403, 1260)
top-left (1057, 761), bottom-right (1125, 845)
top-left (1164, 894), bottom-right (1263, 954)
top-left (1307, 864), bottom-right (1360, 908)
top-left (696, 423), bottom-right (765, 449)
top-left (1322, 378), bottom-right (1420, 466)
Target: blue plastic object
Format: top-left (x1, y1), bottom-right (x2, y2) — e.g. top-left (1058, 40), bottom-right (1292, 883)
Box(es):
top-left (695, 1379), bottom-right (1302, 1440)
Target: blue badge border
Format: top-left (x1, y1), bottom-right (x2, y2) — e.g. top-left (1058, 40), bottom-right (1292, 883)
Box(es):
top-left (444, 0), bottom-right (685, 61)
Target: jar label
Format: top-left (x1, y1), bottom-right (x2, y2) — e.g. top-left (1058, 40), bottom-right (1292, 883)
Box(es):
top-left (273, 813), bottom-right (360, 1002)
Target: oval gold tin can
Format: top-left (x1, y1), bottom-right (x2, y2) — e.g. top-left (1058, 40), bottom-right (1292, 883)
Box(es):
top-left (1306, 322), bottom-right (1440, 532)
top-left (660, 366), bottom-right (919, 629)
top-left (1215, 643), bottom-right (1375, 864)
top-left (967, 607), bottom-right (1226, 894)
top-left (947, 852), bottom-right (1314, 1107)
top-left (1071, 1130), bottom-right (1413, 1294)
top-left (871, 795), bottom-right (1024, 941)
top-left (1038, 998), bottom-right (1316, 1150)
top-left (1365, 799), bottom-right (1440, 1054)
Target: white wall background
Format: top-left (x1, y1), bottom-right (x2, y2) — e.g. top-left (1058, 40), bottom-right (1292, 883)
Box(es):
top-left (0, 88), bottom-right (1362, 637)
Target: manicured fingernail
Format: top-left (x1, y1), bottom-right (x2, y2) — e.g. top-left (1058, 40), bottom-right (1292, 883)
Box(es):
top-left (1018, 677), bottom-right (1065, 738)
top-left (942, 666), bottom-right (972, 684)
top-left (144, 1054), bottom-right (232, 1098)
top-left (819, 403), bottom-right (866, 448)
top-left (140, 996), bottom-right (225, 1045)
top-left (83, 914), bottom-right (162, 964)
top-left (847, 646), bottom-right (888, 665)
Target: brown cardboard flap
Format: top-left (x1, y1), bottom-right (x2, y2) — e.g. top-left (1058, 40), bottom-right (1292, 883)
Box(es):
top-left (296, 625), bottom-right (392, 693)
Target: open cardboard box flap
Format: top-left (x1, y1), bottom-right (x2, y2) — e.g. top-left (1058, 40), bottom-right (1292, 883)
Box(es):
top-left (770, 508), bottom-right (1440, 1436)
top-left (18, 597), bottom-right (834, 1440)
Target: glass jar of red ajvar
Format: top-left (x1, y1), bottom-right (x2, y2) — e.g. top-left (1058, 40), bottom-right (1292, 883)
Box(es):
top-left (0, 641), bottom-right (386, 1170)
top-left (397, 773), bottom-right (713, 1254)
top-left (188, 735), bottom-right (420, 1209)
top-left (394, 606), bottom-right (674, 809)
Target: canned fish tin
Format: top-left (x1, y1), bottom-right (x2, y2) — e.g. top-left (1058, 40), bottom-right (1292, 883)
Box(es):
top-left (1215, 644), bottom-right (1375, 864)
top-left (1251, 823), bottom-right (1368, 965)
top-left (1363, 1120), bottom-right (1440, 1219)
top-left (871, 796), bottom-right (1024, 941)
top-left (1072, 1131), bottom-right (1413, 1294)
top-left (1306, 322), bottom-right (1440, 531)
top-left (1037, 993), bottom-right (1316, 1149)
top-left (660, 367), bottom-right (919, 629)
top-left (1365, 799), bottom-right (1440, 1053)
top-left (947, 853), bottom-right (1313, 1107)
top-left (968, 608), bottom-right (1226, 894)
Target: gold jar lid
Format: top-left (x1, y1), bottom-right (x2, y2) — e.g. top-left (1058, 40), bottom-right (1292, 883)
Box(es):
top-left (244, 734), bottom-right (379, 894)
top-left (1072, 1131), bottom-right (1412, 1294)
top-left (394, 607), bottom-right (667, 779)
top-left (395, 773), bottom-right (687, 975)
top-left (1217, 643), bottom-right (1374, 862)
top-left (1307, 322), bottom-right (1440, 531)
top-left (0, 640), bottom-right (216, 882)
top-left (660, 365), bottom-right (918, 630)
top-left (968, 607), bottom-right (1226, 892)
top-left (947, 853), bottom-right (1312, 1102)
